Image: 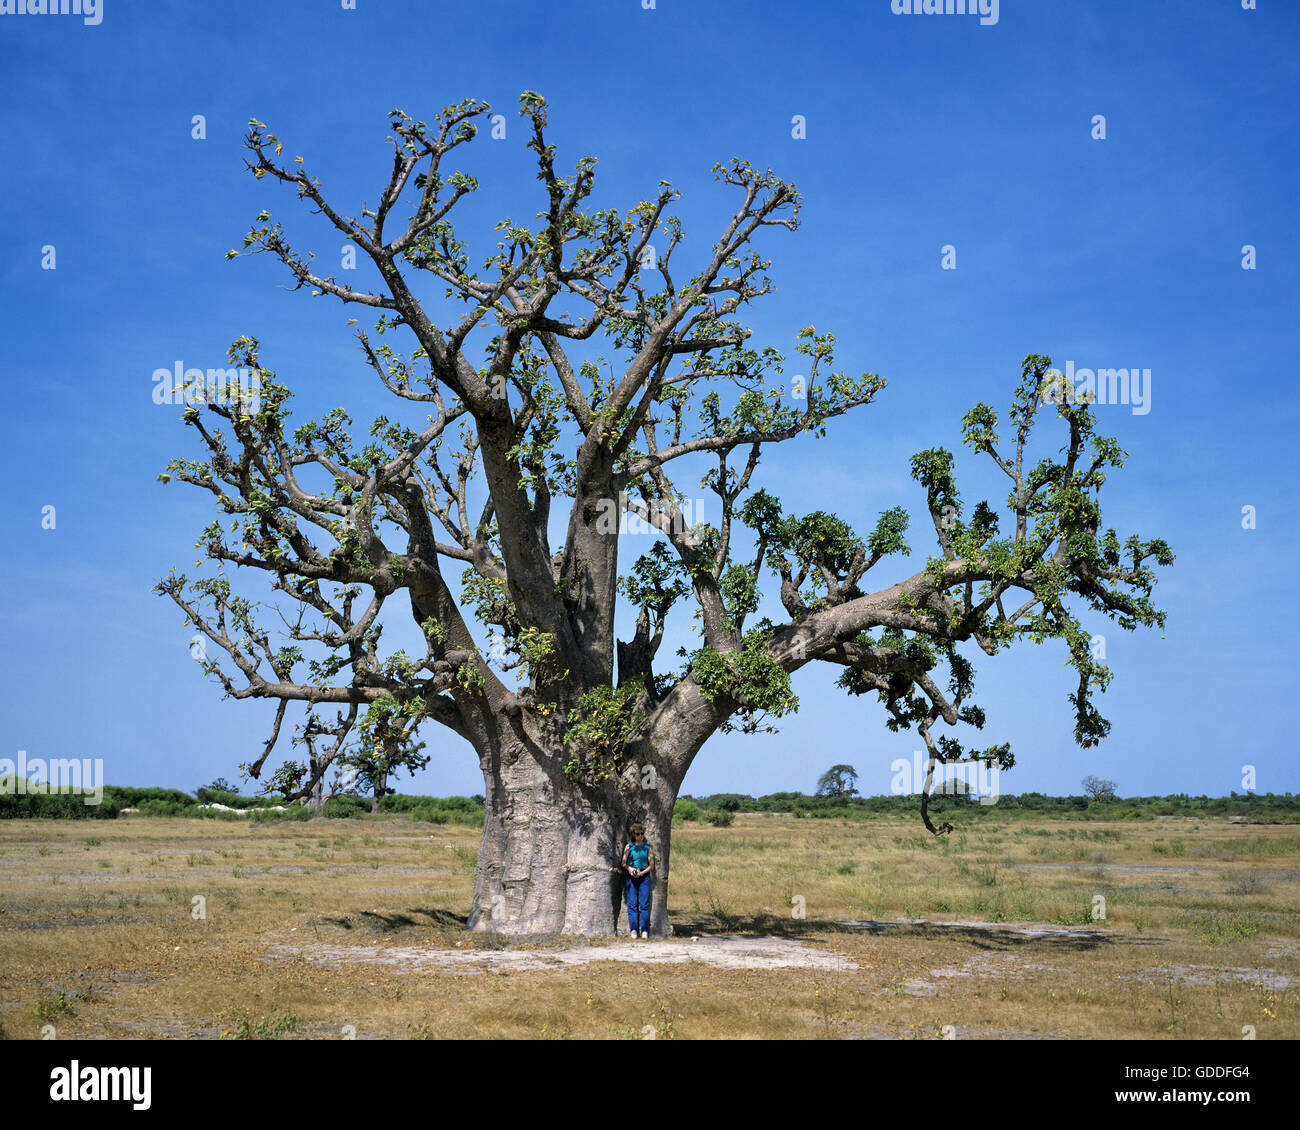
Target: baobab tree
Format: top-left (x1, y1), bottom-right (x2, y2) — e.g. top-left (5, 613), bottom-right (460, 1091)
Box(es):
top-left (1081, 775), bottom-right (1118, 802)
top-left (155, 93), bottom-right (1173, 937)
top-left (816, 765), bottom-right (860, 798)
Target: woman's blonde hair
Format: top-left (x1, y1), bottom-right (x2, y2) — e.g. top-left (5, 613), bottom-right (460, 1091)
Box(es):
top-left (629, 822), bottom-right (645, 836)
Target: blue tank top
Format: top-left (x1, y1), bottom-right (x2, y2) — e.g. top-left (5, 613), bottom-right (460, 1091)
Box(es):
top-left (627, 842), bottom-right (651, 870)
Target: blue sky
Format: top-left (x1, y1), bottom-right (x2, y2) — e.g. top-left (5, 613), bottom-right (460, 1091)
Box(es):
top-left (1, 0), bottom-right (1297, 802)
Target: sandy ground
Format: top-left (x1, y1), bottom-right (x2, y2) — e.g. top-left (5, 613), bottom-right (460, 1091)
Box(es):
top-left (261, 917), bottom-right (1297, 1002)
top-left (4, 815), bottom-right (1297, 1038)
top-left (266, 933), bottom-right (860, 974)
top-left (263, 918), bottom-right (1109, 977)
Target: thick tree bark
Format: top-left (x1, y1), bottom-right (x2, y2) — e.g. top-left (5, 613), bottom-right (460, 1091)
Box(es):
top-left (305, 776), bottom-right (324, 811)
top-left (467, 733), bottom-right (680, 937)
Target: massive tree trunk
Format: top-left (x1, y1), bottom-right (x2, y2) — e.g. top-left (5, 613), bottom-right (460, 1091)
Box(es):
top-left (467, 732), bottom-right (680, 937)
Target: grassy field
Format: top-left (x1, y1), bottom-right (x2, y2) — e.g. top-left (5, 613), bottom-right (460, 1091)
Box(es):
top-left (1, 812), bottom-right (1296, 1039)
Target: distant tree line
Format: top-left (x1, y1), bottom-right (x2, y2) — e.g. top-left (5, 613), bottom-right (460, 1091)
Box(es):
top-left (0, 779), bottom-right (485, 823)
top-left (677, 790), bottom-right (1300, 823)
top-left (1, 776), bottom-right (1295, 824)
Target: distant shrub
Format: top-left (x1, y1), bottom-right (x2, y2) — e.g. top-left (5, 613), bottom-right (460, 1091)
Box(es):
top-left (410, 805), bottom-right (445, 824)
top-left (673, 800), bottom-right (701, 823)
top-left (414, 806), bottom-right (482, 827)
top-left (699, 793), bottom-right (748, 812)
top-left (195, 807), bottom-right (246, 821)
top-left (1174, 911), bottom-right (1261, 945)
top-left (250, 805), bottom-right (314, 822)
top-left (134, 799), bottom-right (191, 818)
top-left (103, 786), bottom-right (195, 808)
top-left (323, 795), bottom-right (368, 819)
top-left (218, 1008), bottom-right (303, 1040)
top-left (382, 794), bottom-right (481, 815)
top-left (392, 794), bottom-right (485, 825)
top-left (1227, 869), bottom-right (1271, 896)
top-left (706, 810), bottom-right (734, 827)
top-left (0, 781), bottom-right (121, 820)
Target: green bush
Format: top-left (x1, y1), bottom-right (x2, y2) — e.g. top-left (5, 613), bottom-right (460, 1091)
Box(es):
top-left (706, 810), bottom-right (734, 827)
top-left (218, 1008), bottom-right (303, 1040)
top-left (323, 795), bottom-right (369, 819)
top-left (382, 794), bottom-right (482, 815)
top-left (0, 785), bottom-right (120, 821)
top-left (410, 805), bottom-right (445, 824)
top-left (102, 785), bottom-right (195, 808)
top-left (1174, 911), bottom-right (1261, 945)
top-left (673, 800), bottom-right (701, 823)
top-left (250, 804), bottom-right (314, 822)
top-left (409, 802), bottom-right (482, 826)
top-left (196, 807), bottom-right (247, 821)
top-left (134, 799), bottom-right (191, 818)
top-left (698, 793), bottom-right (748, 812)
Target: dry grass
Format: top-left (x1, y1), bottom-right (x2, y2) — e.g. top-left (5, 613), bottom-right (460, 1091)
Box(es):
top-left (0, 813), bottom-right (1296, 1039)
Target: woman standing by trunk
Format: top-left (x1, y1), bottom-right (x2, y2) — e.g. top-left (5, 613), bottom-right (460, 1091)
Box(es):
top-left (621, 823), bottom-right (655, 938)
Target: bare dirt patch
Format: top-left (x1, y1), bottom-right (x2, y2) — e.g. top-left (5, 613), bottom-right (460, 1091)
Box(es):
top-left (259, 917), bottom-right (1111, 980)
top-left (1124, 965), bottom-right (1295, 991)
top-left (838, 917), bottom-right (1108, 940)
top-left (265, 933), bottom-right (861, 975)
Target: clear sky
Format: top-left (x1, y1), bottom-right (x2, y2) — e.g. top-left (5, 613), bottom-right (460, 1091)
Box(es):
top-left (1, 0), bottom-right (1296, 803)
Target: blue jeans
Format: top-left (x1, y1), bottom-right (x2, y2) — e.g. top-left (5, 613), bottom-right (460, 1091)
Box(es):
top-left (625, 873), bottom-right (652, 934)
